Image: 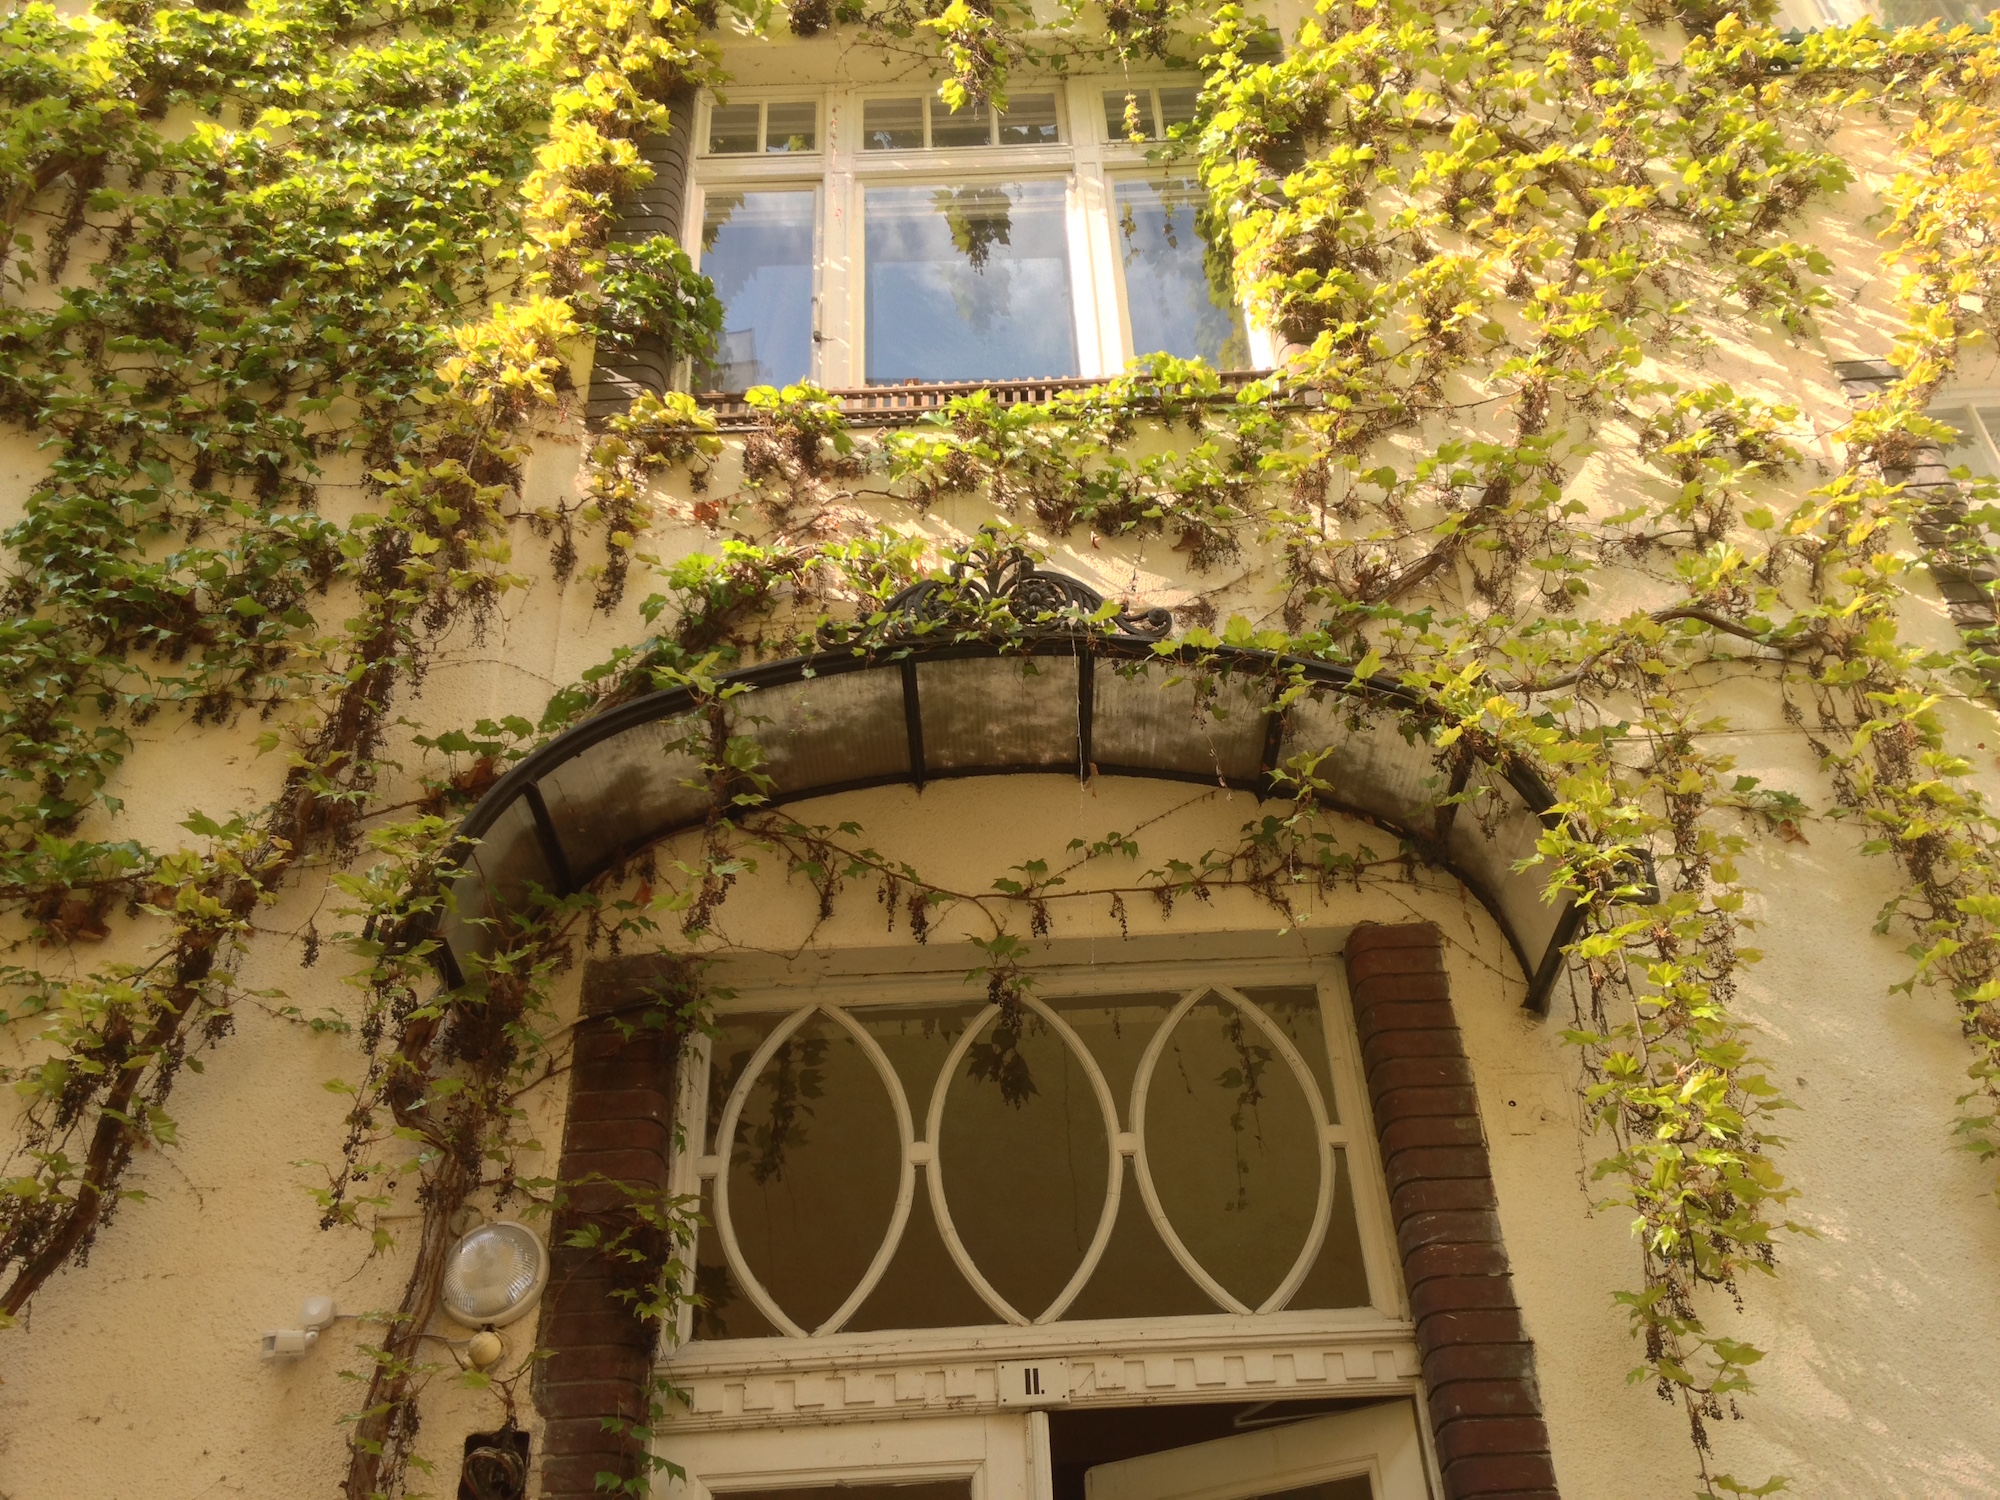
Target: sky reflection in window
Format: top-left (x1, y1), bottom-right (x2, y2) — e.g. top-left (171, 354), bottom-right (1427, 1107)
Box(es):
top-left (1115, 178), bottom-right (1247, 369)
top-left (699, 189), bottom-right (815, 390)
top-left (864, 180), bottom-right (1076, 384)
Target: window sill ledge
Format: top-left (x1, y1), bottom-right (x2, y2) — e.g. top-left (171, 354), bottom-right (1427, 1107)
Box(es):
top-left (696, 370), bottom-right (1276, 430)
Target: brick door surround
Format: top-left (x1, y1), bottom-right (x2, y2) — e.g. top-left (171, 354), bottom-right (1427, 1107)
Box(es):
top-left (533, 930), bottom-right (1559, 1499)
top-left (1345, 922), bottom-right (1560, 1499)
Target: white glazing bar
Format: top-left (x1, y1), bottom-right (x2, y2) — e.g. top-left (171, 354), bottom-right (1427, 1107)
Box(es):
top-left (821, 98), bottom-right (854, 385)
top-left (813, 1004), bottom-right (919, 1335)
top-left (1028, 1409), bottom-right (1055, 1500)
top-left (669, 1029), bottom-right (714, 1351)
top-left (1022, 995), bottom-right (1124, 1323)
top-left (709, 1004), bottom-right (818, 1339)
top-left (1212, 984), bottom-right (1337, 1313)
top-left (1319, 962), bottom-right (1406, 1319)
top-left (1128, 984), bottom-right (1254, 1315)
top-left (923, 1003), bottom-right (1032, 1327)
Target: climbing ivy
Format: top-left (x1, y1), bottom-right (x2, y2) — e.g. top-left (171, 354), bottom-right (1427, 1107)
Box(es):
top-left (6, 0), bottom-right (2000, 1495)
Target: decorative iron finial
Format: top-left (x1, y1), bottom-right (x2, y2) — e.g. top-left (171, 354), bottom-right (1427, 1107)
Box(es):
top-left (882, 535), bottom-right (1172, 642)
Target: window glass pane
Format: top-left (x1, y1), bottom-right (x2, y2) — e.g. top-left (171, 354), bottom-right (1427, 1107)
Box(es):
top-left (1114, 178), bottom-right (1249, 368)
top-left (844, 1166), bottom-right (998, 1331)
top-left (1157, 86), bottom-right (1200, 132)
top-left (864, 96), bottom-right (925, 149)
top-left (694, 984), bottom-right (1363, 1341)
top-left (693, 1179), bottom-right (782, 1339)
top-left (864, 180), bottom-right (1078, 382)
top-left (931, 98), bottom-right (993, 147)
top-left (1143, 993), bottom-right (1323, 1308)
top-left (1061, 1157), bottom-right (1219, 1320)
top-left (722, 1012), bottom-right (902, 1333)
top-left (937, 1003), bottom-right (1111, 1318)
top-left (707, 101), bottom-right (760, 154)
top-left (765, 99), bottom-right (816, 152)
top-left (1244, 985), bottom-right (1339, 1118)
top-left (999, 93), bottom-right (1060, 144)
top-left (698, 189), bottom-right (815, 390)
top-left (1105, 88), bottom-right (1153, 141)
top-left (1934, 405), bottom-right (1991, 477)
top-left (1975, 408), bottom-right (2000, 477)
top-left (1285, 1146), bottom-right (1373, 1310)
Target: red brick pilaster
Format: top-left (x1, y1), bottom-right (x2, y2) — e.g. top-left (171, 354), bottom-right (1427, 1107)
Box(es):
top-left (532, 959), bottom-right (687, 1498)
top-left (1345, 923), bottom-right (1560, 1500)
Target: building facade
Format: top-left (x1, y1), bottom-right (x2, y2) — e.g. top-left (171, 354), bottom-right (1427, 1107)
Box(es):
top-left (4, 2), bottom-right (2000, 1498)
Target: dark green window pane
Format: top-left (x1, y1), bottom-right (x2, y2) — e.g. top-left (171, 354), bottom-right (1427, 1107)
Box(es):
top-left (863, 96), bottom-right (924, 149)
top-left (707, 101), bottom-right (760, 154)
top-left (999, 93), bottom-right (1060, 144)
top-left (766, 100), bottom-right (816, 152)
top-left (931, 99), bottom-right (993, 147)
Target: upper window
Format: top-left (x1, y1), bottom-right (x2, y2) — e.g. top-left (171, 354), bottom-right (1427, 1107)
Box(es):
top-left (706, 99), bottom-right (819, 155)
top-left (1103, 85), bottom-right (1200, 142)
top-left (687, 81), bottom-right (1270, 392)
top-left (859, 93), bottom-right (1061, 149)
top-left (688, 980), bottom-right (1379, 1341)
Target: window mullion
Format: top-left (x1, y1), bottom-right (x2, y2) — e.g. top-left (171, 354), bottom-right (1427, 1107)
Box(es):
top-left (1068, 78), bottom-right (1124, 379)
top-left (824, 106), bottom-right (854, 388)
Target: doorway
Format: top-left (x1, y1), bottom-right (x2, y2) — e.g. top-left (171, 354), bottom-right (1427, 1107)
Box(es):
top-left (661, 1397), bottom-right (1432, 1500)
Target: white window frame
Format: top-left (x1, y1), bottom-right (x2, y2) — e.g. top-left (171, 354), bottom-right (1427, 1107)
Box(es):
top-left (658, 940), bottom-right (1419, 1440)
top-left (1929, 393), bottom-right (2000, 478)
top-left (688, 79), bottom-right (1275, 389)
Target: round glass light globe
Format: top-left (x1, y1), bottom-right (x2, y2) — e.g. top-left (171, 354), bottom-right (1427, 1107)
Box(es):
top-left (440, 1220), bottom-right (548, 1328)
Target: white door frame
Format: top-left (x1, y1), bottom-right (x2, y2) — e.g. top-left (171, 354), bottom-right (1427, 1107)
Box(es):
top-left (662, 1411), bottom-right (1042, 1500)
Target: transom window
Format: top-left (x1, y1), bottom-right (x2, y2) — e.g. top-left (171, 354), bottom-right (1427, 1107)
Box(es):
top-left (1102, 85), bottom-right (1200, 142)
top-left (687, 80), bottom-right (1269, 392)
top-left (861, 93), bottom-right (1062, 149)
top-left (706, 99), bottom-right (819, 155)
top-left (687, 980), bottom-right (1383, 1342)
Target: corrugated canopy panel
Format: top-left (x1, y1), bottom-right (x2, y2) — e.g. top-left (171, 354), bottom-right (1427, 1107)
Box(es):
top-left (732, 668), bottom-right (910, 796)
top-left (535, 713), bottom-right (708, 881)
top-left (916, 655), bottom-right (1081, 772)
top-left (1092, 660), bottom-right (1270, 783)
top-left (441, 792), bottom-right (552, 967)
top-left (1443, 763), bottom-right (1567, 971)
top-left (1277, 689), bottom-right (1444, 831)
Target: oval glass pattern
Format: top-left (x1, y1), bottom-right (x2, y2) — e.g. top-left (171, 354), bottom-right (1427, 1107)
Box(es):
top-left (936, 1001), bottom-right (1113, 1319)
top-left (1140, 992), bottom-right (1328, 1310)
top-left (721, 1010), bottom-right (903, 1333)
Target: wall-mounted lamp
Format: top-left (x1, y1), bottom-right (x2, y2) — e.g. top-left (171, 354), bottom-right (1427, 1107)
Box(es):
top-left (441, 1221), bottom-right (548, 1329)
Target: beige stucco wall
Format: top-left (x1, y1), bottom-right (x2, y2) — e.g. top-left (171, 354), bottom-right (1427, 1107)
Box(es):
top-left (6, 40), bottom-right (2000, 1500)
top-left (6, 766), bottom-right (2000, 1495)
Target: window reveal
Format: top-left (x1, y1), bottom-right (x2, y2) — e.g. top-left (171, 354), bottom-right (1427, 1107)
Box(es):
top-left (691, 984), bottom-right (1372, 1342)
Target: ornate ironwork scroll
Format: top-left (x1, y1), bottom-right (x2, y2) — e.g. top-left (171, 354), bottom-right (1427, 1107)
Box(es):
top-left (881, 535), bottom-right (1173, 642)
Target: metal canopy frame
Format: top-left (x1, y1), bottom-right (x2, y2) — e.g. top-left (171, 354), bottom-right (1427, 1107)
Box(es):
top-left (425, 555), bottom-right (1606, 1013)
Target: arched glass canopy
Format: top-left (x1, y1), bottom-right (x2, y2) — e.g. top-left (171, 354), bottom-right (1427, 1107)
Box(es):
top-left (423, 547), bottom-right (1619, 1012)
